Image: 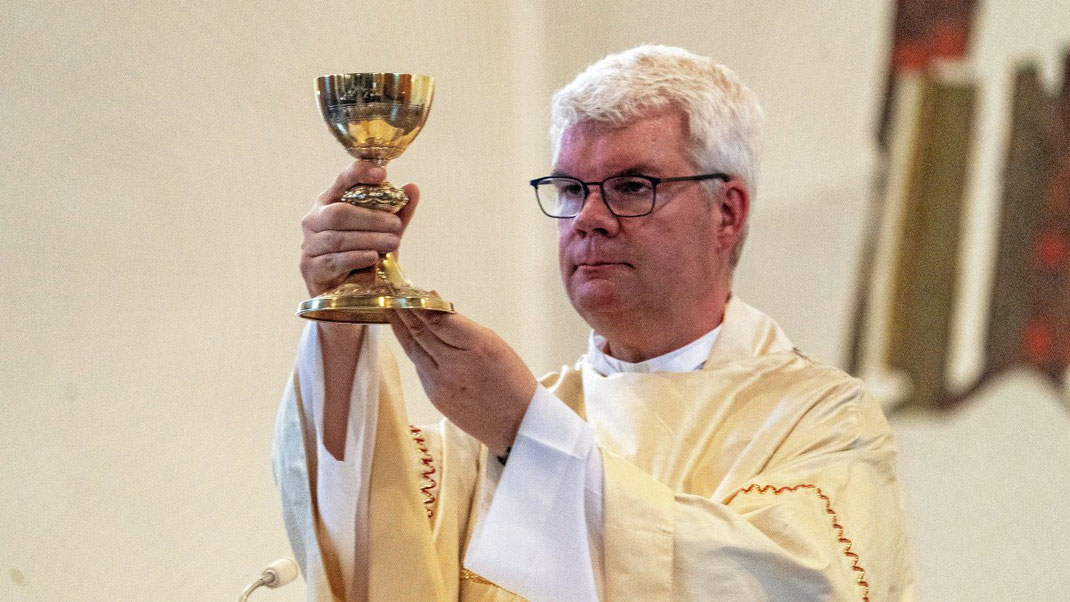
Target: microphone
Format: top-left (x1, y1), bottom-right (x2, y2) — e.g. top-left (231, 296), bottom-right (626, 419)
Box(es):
top-left (239, 557), bottom-right (299, 601)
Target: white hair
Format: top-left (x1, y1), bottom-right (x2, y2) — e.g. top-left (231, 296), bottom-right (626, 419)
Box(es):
top-left (550, 44), bottom-right (764, 197)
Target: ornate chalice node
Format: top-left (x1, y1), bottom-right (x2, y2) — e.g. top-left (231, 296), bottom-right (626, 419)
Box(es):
top-left (298, 73), bottom-right (454, 323)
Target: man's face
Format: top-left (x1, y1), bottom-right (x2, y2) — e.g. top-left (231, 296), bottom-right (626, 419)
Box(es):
top-left (555, 110), bottom-right (738, 332)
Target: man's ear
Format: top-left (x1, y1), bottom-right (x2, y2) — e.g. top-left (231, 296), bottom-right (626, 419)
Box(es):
top-left (716, 181), bottom-right (750, 252)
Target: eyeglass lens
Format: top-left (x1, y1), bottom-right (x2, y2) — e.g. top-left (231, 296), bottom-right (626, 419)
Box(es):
top-left (536, 176), bottom-right (655, 217)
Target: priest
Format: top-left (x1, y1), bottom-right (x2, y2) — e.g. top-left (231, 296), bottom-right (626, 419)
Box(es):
top-left (274, 45), bottom-right (914, 601)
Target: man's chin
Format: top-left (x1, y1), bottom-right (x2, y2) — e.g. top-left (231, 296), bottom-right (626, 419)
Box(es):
top-left (568, 281), bottom-right (629, 317)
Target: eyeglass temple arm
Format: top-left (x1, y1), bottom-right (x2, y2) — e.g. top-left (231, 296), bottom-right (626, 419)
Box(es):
top-left (656, 172), bottom-right (731, 184)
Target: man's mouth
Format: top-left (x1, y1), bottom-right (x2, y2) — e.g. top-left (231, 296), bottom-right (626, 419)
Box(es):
top-left (575, 260), bottom-right (631, 272)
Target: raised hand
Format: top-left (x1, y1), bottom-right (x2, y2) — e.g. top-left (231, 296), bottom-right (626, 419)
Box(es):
top-left (300, 160), bottom-right (420, 297)
top-left (388, 310), bottom-right (537, 457)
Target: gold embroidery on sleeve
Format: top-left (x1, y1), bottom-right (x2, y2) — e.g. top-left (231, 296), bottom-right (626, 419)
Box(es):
top-left (734, 484), bottom-right (871, 602)
top-left (408, 426), bottom-right (437, 519)
top-left (460, 569), bottom-right (525, 599)
top-left (460, 568), bottom-right (495, 586)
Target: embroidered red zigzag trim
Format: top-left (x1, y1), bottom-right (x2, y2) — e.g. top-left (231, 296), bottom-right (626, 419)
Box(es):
top-left (408, 426), bottom-right (438, 519)
top-left (735, 484), bottom-right (871, 602)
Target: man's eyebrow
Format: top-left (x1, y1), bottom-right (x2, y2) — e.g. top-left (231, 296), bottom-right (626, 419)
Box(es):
top-left (548, 166), bottom-right (659, 179)
top-left (616, 166), bottom-right (657, 176)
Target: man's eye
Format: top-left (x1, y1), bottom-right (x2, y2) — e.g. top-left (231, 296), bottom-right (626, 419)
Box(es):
top-left (611, 178), bottom-right (652, 196)
top-left (556, 182), bottom-right (584, 197)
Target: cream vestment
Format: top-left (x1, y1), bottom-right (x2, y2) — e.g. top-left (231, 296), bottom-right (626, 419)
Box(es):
top-left (273, 298), bottom-right (914, 600)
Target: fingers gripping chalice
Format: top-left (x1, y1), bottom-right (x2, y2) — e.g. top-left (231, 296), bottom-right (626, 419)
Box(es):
top-left (298, 73), bottom-right (454, 323)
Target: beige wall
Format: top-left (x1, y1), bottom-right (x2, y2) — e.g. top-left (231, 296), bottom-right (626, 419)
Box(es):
top-left (1, 2), bottom-right (1067, 599)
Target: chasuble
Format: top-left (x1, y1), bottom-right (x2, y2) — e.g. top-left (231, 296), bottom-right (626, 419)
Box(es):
top-left (273, 298), bottom-right (914, 600)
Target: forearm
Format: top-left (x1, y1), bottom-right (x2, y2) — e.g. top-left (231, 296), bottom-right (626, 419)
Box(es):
top-left (318, 322), bottom-right (364, 460)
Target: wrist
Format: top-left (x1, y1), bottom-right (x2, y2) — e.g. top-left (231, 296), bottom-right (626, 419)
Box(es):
top-left (317, 322), bottom-right (365, 346)
top-left (488, 431), bottom-right (516, 460)
top-left (495, 446), bottom-right (512, 466)
top-left (488, 380), bottom-right (534, 460)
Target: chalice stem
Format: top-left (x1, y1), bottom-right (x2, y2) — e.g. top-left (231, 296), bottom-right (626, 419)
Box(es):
top-left (377, 252), bottom-right (412, 288)
top-left (342, 180), bottom-right (409, 213)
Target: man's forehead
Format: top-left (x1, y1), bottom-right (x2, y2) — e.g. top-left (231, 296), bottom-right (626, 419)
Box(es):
top-left (562, 119), bottom-right (622, 138)
top-left (554, 112), bottom-right (691, 175)
top-left (561, 110), bottom-right (687, 140)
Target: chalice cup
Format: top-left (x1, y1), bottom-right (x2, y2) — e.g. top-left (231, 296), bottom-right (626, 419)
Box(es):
top-left (298, 73), bottom-right (454, 323)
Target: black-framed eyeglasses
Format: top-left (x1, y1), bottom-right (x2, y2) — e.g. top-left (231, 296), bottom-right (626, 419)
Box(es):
top-left (529, 173), bottom-right (730, 218)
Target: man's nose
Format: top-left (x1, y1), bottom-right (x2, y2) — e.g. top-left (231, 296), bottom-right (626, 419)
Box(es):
top-left (571, 186), bottom-right (620, 235)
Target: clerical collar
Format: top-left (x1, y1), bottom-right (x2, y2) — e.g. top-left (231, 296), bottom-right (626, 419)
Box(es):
top-left (585, 326), bottom-right (722, 376)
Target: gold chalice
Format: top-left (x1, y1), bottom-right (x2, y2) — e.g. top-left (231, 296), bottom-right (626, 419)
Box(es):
top-left (298, 72), bottom-right (454, 323)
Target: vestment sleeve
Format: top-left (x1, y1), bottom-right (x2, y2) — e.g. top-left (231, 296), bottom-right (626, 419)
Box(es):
top-left (464, 386), bottom-right (604, 600)
top-left (271, 323), bottom-right (334, 601)
top-left (272, 324), bottom-right (481, 600)
top-left (272, 323), bottom-right (380, 599)
top-left (599, 382), bottom-right (913, 601)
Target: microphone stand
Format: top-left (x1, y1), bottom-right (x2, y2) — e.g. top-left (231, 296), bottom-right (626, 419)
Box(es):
top-left (238, 574), bottom-right (272, 602)
top-left (239, 558), bottom-right (298, 601)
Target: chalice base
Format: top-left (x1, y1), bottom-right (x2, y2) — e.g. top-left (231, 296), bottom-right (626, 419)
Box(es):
top-left (297, 252), bottom-right (454, 323)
